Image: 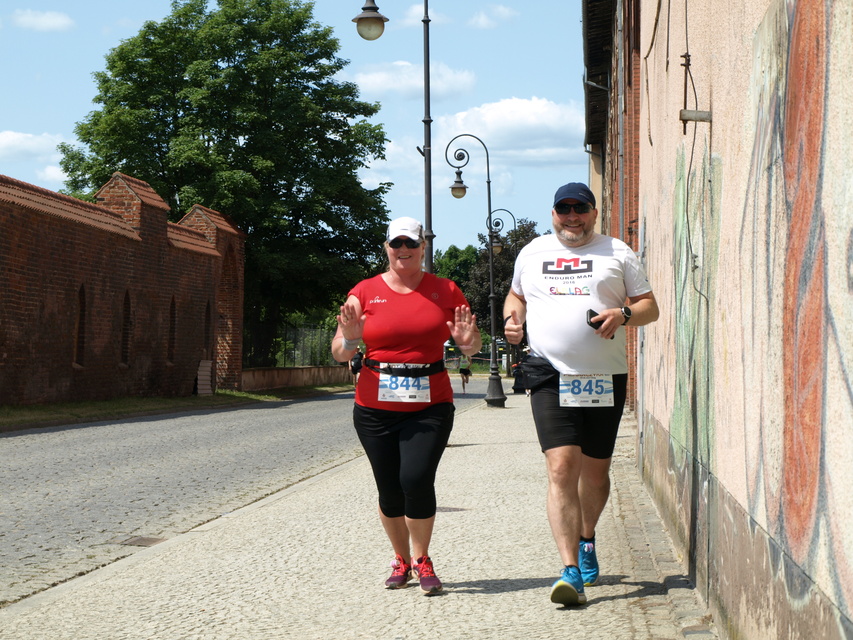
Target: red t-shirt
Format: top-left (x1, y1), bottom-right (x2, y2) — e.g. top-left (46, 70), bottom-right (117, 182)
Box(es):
top-left (350, 272), bottom-right (469, 410)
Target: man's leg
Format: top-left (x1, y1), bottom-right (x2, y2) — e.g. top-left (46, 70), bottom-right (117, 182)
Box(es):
top-left (543, 445), bottom-right (584, 567)
top-left (544, 444), bottom-right (588, 604)
top-left (531, 384), bottom-right (588, 604)
top-left (579, 454), bottom-right (613, 539)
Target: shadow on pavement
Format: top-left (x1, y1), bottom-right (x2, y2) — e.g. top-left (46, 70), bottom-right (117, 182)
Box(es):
top-left (443, 576), bottom-right (554, 594)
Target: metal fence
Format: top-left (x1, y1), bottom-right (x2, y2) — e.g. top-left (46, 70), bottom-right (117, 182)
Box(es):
top-left (275, 324), bottom-right (511, 370)
top-left (278, 323), bottom-right (338, 367)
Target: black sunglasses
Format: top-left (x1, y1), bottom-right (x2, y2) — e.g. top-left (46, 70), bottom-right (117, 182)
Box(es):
top-left (554, 202), bottom-right (593, 214)
top-left (388, 237), bottom-right (421, 249)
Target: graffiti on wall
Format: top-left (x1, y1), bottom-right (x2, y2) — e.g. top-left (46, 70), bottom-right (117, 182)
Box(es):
top-left (671, 146), bottom-right (719, 467)
top-left (742, 0), bottom-right (852, 616)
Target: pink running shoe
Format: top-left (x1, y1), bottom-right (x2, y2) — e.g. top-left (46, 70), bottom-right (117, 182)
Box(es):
top-left (385, 554), bottom-right (412, 589)
top-left (411, 556), bottom-right (443, 595)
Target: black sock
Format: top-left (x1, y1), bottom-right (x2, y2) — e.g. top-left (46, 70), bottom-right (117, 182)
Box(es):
top-left (580, 535), bottom-right (595, 543)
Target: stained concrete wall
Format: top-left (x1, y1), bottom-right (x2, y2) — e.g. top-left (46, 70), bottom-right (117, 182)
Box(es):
top-left (241, 366), bottom-right (351, 391)
top-left (632, 0), bottom-right (853, 637)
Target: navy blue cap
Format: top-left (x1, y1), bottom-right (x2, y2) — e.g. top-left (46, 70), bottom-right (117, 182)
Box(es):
top-left (553, 182), bottom-right (595, 208)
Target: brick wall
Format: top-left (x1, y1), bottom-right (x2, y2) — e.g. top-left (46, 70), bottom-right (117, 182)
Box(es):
top-left (599, 0), bottom-right (643, 411)
top-left (0, 172), bottom-right (244, 405)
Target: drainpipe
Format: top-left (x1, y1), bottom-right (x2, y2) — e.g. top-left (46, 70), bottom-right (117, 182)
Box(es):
top-left (637, 218), bottom-right (646, 455)
top-left (617, 0), bottom-right (625, 240)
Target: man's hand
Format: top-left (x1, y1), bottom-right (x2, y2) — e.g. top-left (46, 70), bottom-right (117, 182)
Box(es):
top-left (589, 308), bottom-right (623, 340)
top-left (504, 310), bottom-right (524, 345)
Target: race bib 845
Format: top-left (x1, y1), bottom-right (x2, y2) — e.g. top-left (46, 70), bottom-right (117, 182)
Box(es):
top-left (559, 373), bottom-right (614, 407)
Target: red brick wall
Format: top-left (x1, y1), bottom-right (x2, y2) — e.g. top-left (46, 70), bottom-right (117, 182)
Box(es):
top-left (600, 0), bottom-right (643, 411)
top-left (0, 173), bottom-right (244, 405)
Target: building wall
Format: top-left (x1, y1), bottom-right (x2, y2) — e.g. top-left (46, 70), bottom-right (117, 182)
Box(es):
top-left (607, 0), bottom-right (853, 637)
top-left (242, 365), bottom-right (351, 391)
top-left (0, 173), bottom-right (244, 405)
top-left (594, 0), bottom-right (644, 411)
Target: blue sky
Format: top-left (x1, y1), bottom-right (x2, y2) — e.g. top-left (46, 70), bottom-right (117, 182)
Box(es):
top-left (0, 1), bottom-right (588, 253)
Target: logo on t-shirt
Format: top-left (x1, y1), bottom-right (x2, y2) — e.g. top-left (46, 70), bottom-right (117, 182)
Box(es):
top-left (541, 257), bottom-right (593, 275)
top-left (369, 296), bottom-right (387, 304)
top-left (549, 284), bottom-right (591, 296)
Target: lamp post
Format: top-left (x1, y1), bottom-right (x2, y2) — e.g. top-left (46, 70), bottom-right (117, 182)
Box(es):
top-left (445, 133), bottom-right (507, 408)
top-left (488, 208), bottom-right (522, 376)
top-left (488, 208), bottom-right (518, 257)
top-left (352, 1), bottom-right (435, 272)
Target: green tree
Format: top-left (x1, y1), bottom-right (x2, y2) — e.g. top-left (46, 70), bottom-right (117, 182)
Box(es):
top-left (434, 244), bottom-right (478, 285)
top-left (58, 0), bottom-right (390, 366)
top-left (461, 218), bottom-right (542, 333)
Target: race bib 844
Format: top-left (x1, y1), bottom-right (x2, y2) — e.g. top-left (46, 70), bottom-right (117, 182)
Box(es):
top-left (378, 373), bottom-right (431, 403)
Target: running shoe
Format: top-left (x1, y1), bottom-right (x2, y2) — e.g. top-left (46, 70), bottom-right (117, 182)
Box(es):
top-left (579, 537), bottom-right (599, 586)
top-left (385, 554), bottom-right (412, 589)
top-left (411, 555), bottom-right (443, 595)
top-left (550, 565), bottom-right (587, 606)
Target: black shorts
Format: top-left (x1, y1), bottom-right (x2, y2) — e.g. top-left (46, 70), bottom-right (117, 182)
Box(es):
top-left (529, 373), bottom-right (628, 458)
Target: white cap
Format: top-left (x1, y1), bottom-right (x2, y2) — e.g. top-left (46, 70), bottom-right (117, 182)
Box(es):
top-left (386, 217), bottom-right (424, 242)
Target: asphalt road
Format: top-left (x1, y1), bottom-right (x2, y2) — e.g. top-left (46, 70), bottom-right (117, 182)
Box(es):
top-left (0, 376), bottom-right (497, 606)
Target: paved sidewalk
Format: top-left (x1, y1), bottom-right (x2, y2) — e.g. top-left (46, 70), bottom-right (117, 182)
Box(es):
top-left (0, 393), bottom-right (718, 639)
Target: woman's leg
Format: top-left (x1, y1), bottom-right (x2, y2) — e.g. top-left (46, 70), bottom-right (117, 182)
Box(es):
top-left (405, 514), bottom-right (436, 560)
top-left (354, 404), bottom-right (453, 561)
top-left (397, 404), bottom-right (454, 557)
top-left (355, 427), bottom-right (410, 557)
top-left (377, 510), bottom-right (410, 558)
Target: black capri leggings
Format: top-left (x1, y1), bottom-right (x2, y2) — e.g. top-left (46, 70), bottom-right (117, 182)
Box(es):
top-left (353, 402), bottom-right (454, 520)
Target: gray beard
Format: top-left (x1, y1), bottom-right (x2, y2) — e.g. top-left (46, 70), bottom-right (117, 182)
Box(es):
top-left (554, 226), bottom-right (594, 247)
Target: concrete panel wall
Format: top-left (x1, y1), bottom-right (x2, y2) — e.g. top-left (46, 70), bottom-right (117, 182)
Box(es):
top-left (634, 0), bottom-right (853, 636)
top-left (242, 366), bottom-right (351, 391)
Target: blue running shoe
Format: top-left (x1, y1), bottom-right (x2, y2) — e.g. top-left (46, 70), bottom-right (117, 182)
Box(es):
top-left (579, 538), bottom-right (599, 586)
top-left (550, 565), bottom-right (587, 605)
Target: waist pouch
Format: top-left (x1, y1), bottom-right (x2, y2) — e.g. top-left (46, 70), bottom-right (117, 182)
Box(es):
top-left (519, 354), bottom-right (560, 390)
top-left (364, 358), bottom-right (445, 378)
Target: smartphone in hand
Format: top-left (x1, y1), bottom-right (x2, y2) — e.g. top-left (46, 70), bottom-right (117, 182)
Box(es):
top-left (587, 309), bottom-right (615, 339)
top-left (587, 309), bottom-right (604, 330)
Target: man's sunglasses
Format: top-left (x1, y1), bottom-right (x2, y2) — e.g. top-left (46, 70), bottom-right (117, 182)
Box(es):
top-left (388, 237), bottom-right (422, 249)
top-left (554, 202), bottom-right (593, 214)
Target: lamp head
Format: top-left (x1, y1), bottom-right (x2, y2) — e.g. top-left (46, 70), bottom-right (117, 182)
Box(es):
top-left (450, 170), bottom-right (468, 199)
top-left (353, 1), bottom-right (389, 40)
top-left (490, 231), bottom-right (503, 255)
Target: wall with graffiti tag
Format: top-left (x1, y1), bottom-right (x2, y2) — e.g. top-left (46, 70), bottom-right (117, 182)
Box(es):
top-left (635, 0), bottom-right (852, 637)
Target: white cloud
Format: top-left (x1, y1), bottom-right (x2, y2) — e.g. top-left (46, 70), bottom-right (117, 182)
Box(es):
top-left (0, 131), bottom-right (65, 161)
top-left (11, 9), bottom-right (74, 32)
top-left (361, 138), bottom-right (424, 194)
top-left (436, 97), bottom-right (586, 166)
top-left (353, 60), bottom-right (475, 101)
top-left (358, 96), bottom-right (590, 228)
top-left (468, 5), bottom-right (520, 29)
top-left (397, 4), bottom-right (451, 28)
top-left (36, 165), bottom-right (67, 185)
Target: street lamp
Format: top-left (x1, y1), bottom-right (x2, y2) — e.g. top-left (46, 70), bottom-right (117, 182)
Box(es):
top-left (488, 208), bottom-right (517, 257)
top-left (352, 1), bottom-right (435, 272)
top-left (488, 208), bottom-right (521, 376)
top-left (444, 133), bottom-right (507, 408)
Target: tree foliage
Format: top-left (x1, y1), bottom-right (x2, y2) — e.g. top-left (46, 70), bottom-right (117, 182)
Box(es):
top-left (434, 218), bottom-right (542, 334)
top-left (58, 0), bottom-right (390, 366)
top-left (433, 244), bottom-right (479, 284)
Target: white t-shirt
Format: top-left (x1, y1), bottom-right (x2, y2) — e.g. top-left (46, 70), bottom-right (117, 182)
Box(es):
top-left (511, 233), bottom-right (652, 375)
